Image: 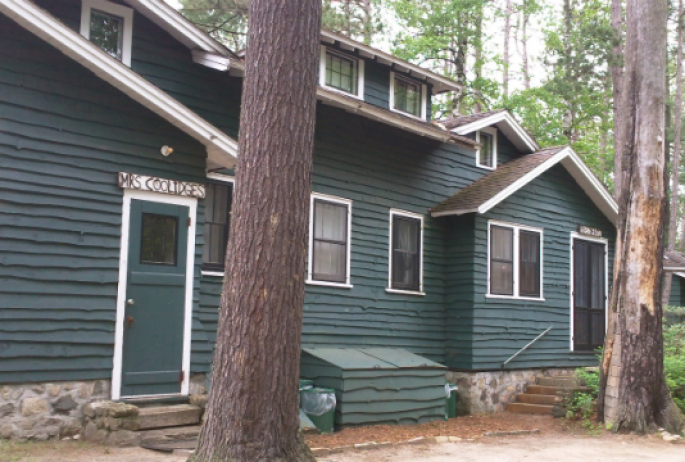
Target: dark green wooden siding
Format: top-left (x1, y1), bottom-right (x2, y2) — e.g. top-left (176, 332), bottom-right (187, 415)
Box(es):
top-left (669, 275), bottom-right (685, 307)
top-left (445, 164), bottom-right (615, 370)
top-left (0, 15), bottom-right (213, 382)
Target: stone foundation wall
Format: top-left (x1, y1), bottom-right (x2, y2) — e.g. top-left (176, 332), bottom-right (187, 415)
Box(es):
top-left (0, 380), bottom-right (110, 441)
top-left (446, 368), bottom-right (577, 414)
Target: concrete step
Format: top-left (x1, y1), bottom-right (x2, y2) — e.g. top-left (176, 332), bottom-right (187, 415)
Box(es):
top-left (138, 425), bottom-right (201, 445)
top-left (507, 402), bottom-right (555, 415)
top-left (517, 393), bottom-right (562, 405)
top-left (536, 376), bottom-right (580, 388)
top-left (525, 385), bottom-right (560, 396)
top-left (138, 404), bottom-right (202, 430)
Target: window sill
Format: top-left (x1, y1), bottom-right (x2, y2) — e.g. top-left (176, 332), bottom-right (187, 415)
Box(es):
top-left (389, 106), bottom-right (425, 122)
top-left (319, 84), bottom-right (363, 100)
top-left (486, 294), bottom-right (545, 302)
top-left (386, 288), bottom-right (426, 296)
top-left (306, 279), bottom-right (353, 289)
top-left (201, 271), bottom-right (224, 277)
top-left (476, 163), bottom-right (496, 170)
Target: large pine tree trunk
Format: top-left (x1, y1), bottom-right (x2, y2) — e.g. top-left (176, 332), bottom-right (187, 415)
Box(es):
top-left (598, 0), bottom-right (685, 434)
top-left (189, 0), bottom-right (322, 460)
top-left (665, 0), bottom-right (684, 306)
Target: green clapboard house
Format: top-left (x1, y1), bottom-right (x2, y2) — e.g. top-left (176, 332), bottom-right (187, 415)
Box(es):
top-left (0, 0), bottom-right (619, 437)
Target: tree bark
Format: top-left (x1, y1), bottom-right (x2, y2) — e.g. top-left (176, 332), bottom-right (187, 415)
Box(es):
top-left (189, 0), bottom-right (321, 460)
top-left (503, 0), bottom-right (512, 99)
top-left (597, 0), bottom-right (685, 434)
top-left (665, 1), bottom-right (683, 305)
top-left (611, 0), bottom-right (625, 199)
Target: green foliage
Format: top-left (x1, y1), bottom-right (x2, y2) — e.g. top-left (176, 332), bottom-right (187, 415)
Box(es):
top-left (179, 0), bottom-right (249, 50)
top-left (322, 0), bottom-right (383, 44)
top-left (565, 366), bottom-right (599, 421)
top-left (664, 321), bottom-right (685, 412)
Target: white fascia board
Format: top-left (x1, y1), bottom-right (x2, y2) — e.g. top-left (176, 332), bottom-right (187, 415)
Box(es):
top-left (320, 30), bottom-right (461, 94)
top-left (430, 207), bottom-right (479, 218)
top-left (191, 50), bottom-right (231, 71)
top-left (477, 147), bottom-right (618, 224)
top-left (673, 271), bottom-right (685, 278)
top-left (316, 88), bottom-right (457, 145)
top-left (1, 0), bottom-right (238, 168)
top-left (123, 0), bottom-right (230, 56)
top-left (665, 268), bottom-right (685, 273)
top-left (453, 112), bottom-right (539, 153)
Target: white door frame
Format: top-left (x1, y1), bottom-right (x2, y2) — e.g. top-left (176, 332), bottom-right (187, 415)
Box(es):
top-left (111, 189), bottom-right (198, 400)
top-left (569, 232), bottom-right (609, 352)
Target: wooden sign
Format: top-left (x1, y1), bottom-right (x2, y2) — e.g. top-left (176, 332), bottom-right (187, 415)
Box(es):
top-left (578, 225), bottom-right (602, 238)
top-left (118, 172), bottom-right (205, 199)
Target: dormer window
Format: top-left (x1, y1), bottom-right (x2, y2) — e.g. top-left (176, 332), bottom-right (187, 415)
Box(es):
top-left (390, 72), bottom-right (427, 120)
top-left (320, 46), bottom-right (364, 99)
top-left (81, 0), bottom-right (134, 66)
top-left (476, 128), bottom-right (497, 169)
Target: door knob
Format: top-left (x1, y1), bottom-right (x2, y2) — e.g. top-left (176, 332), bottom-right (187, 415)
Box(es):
top-left (127, 299), bottom-right (135, 305)
top-left (126, 316), bottom-right (134, 327)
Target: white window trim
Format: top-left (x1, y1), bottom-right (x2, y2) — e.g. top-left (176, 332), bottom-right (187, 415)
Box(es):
top-left (201, 173), bottom-right (235, 277)
top-left (319, 45), bottom-right (365, 100)
top-left (307, 192), bottom-right (353, 289)
top-left (476, 127), bottom-right (498, 170)
top-left (569, 232), bottom-right (609, 352)
top-left (112, 189), bottom-right (197, 400)
top-left (387, 209), bottom-right (425, 296)
top-left (486, 220), bottom-right (544, 301)
top-left (389, 71), bottom-right (428, 121)
top-left (80, 0), bottom-right (134, 67)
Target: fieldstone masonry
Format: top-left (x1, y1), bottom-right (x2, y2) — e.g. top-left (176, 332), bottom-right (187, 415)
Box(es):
top-left (82, 401), bottom-right (141, 447)
top-left (446, 367), bottom-right (577, 414)
top-left (0, 380), bottom-right (110, 441)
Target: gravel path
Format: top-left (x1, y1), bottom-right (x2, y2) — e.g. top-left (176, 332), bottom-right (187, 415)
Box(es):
top-left (323, 435), bottom-right (685, 462)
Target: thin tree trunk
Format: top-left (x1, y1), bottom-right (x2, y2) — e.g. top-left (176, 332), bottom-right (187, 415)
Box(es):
top-left (665, 3), bottom-right (683, 306)
top-left (596, 0), bottom-right (625, 421)
top-left (598, 0), bottom-right (685, 434)
top-left (361, 0), bottom-right (372, 44)
top-left (503, 0), bottom-right (512, 99)
top-left (190, 0), bottom-right (322, 459)
top-left (521, 0), bottom-right (531, 90)
top-left (611, 0), bottom-right (625, 199)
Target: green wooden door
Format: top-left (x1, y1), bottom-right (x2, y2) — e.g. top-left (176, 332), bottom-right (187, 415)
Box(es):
top-left (121, 199), bottom-right (189, 397)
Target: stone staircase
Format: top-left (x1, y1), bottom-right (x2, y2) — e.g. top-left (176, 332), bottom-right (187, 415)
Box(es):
top-left (507, 375), bottom-right (582, 415)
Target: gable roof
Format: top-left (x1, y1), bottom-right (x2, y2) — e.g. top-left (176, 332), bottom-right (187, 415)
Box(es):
top-left (430, 146), bottom-right (618, 224)
top-left (664, 250), bottom-right (685, 272)
top-left (321, 30), bottom-right (461, 94)
top-left (0, 0), bottom-right (238, 168)
top-left (441, 110), bottom-right (539, 154)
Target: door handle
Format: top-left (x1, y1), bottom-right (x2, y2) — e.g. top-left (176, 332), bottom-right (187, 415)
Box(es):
top-left (127, 299), bottom-right (135, 305)
top-left (126, 316), bottom-right (134, 327)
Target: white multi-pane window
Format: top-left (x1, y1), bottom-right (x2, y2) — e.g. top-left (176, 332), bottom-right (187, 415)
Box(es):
top-left (307, 193), bottom-right (352, 288)
top-left (80, 0), bottom-right (134, 66)
top-left (319, 47), bottom-right (365, 99)
top-left (389, 72), bottom-right (427, 120)
top-left (387, 210), bottom-right (424, 295)
top-left (476, 128), bottom-right (497, 169)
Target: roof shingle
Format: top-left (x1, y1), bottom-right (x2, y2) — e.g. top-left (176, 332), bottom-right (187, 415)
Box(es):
top-left (430, 146), bottom-right (567, 216)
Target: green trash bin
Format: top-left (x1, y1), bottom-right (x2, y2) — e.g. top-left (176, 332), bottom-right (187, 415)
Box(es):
top-left (300, 387), bottom-right (336, 434)
top-left (445, 383), bottom-right (458, 419)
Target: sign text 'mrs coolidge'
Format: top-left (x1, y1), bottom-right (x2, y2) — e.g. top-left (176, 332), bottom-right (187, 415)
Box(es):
top-left (118, 172), bottom-right (206, 198)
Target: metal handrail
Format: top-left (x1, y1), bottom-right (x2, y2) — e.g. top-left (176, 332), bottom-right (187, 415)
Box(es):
top-left (502, 326), bottom-right (553, 368)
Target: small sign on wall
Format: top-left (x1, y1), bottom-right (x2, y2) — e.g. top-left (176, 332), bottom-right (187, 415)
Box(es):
top-left (118, 172), bottom-right (206, 198)
top-left (578, 225), bottom-right (602, 238)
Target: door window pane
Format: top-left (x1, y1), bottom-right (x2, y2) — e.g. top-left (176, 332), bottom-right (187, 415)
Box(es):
top-left (519, 231), bottom-right (541, 297)
top-left (312, 199), bottom-right (349, 282)
top-left (325, 51), bottom-right (357, 94)
top-left (203, 182), bottom-right (233, 270)
top-left (573, 239), bottom-right (606, 350)
top-left (90, 10), bottom-right (124, 61)
top-left (141, 213), bottom-right (177, 265)
top-left (490, 226), bottom-right (514, 295)
top-left (391, 216), bottom-right (421, 291)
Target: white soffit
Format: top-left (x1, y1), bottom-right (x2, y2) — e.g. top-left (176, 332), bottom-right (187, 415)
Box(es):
top-left (453, 111), bottom-right (539, 154)
top-left (477, 147), bottom-right (618, 223)
top-left (0, 0), bottom-right (238, 168)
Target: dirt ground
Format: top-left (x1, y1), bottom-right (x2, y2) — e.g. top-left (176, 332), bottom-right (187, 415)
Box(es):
top-left (1, 415), bottom-right (683, 462)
